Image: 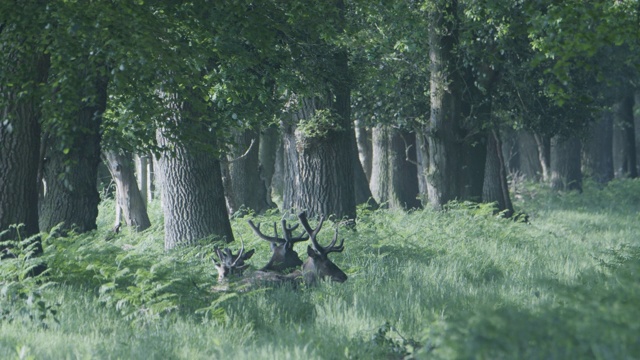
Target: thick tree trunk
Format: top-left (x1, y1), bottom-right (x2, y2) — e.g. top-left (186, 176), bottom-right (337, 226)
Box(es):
top-left (0, 51), bottom-right (48, 241)
top-left (259, 125), bottom-right (279, 208)
top-left (550, 135), bottom-right (582, 192)
top-left (292, 97), bottom-right (356, 219)
top-left (370, 125), bottom-right (420, 209)
top-left (483, 129), bottom-right (514, 217)
top-left (156, 95), bottom-right (234, 248)
top-left (104, 150), bottom-right (151, 232)
top-left (583, 110), bottom-right (614, 184)
top-left (425, 0), bottom-right (463, 208)
top-left (612, 95), bottom-right (637, 178)
top-left (225, 128), bottom-right (270, 215)
top-left (517, 130), bottom-right (543, 181)
top-left (39, 69), bottom-right (107, 233)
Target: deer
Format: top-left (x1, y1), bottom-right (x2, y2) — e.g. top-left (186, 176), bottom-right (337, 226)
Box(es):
top-left (247, 218), bottom-right (309, 273)
top-left (213, 212), bottom-right (348, 290)
top-left (296, 211), bottom-right (348, 284)
top-left (212, 242), bottom-right (255, 282)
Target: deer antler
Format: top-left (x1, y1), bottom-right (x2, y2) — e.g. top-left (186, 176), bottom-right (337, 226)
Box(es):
top-left (297, 211), bottom-right (344, 255)
top-left (247, 219), bottom-right (309, 245)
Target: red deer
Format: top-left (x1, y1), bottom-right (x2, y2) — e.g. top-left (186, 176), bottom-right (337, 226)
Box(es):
top-left (212, 242), bottom-right (255, 282)
top-left (297, 211), bottom-right (348, 284)
top-left (214, 213), bottom-right (348, 288)
top-left (247, 218), bottom-right (308, 272)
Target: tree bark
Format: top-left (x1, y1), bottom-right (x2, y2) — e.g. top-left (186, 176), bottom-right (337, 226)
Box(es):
top-left (104, 150), bottom-right (151, 232)
top-left (517, 130), bottom-right (543, 181)
top-left (415, 130), bottom-right (429, 204)
top-left (550, 135), bottom-right (582, 192)
top-left (583, 110), bottom-right (614, 184)
top-left (534, 133), bottom-right (551, 182)
top-left (351, 126), bottom-right (377, 208)
top-left (259, 125), bottom-right (279, 208)
top-left (0, 46), bottom-right (49, 241)
top-left (483, 129), bottom-right (514, 216)
top-left (156, 100), bottom-right (234, 249)
top-left (425, 0), bottom-right (463, 208)
top-left (281, 120), bottom-right (300, 211)
top-left (225, 128), bottom-right (270, 215)
top-left (39, 68), bottom-right (107, 233)
top-left (135, 154), bottom-right (149, 206)
top-left (370, 125), bottom-right (420, 209)
top-left (612, 95), bottom-right (637, 178)
top-left (354, 119), bottom-right (372, 181)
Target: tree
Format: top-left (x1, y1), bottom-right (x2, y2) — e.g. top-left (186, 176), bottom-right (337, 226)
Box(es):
top-left (103, 150), bottom-right (151, 232)
top-left (39, 65), bottom-right (107, 233)
top-left (0, 4), bottom-right (49, 241)
top-left (370, 124), bottom-right (420, 209)
top-left (424, 0), bottom-right (464, 208)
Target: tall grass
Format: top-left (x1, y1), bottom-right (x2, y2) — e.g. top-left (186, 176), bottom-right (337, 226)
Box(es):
top-left (1, 179), bottom-right (639, 359)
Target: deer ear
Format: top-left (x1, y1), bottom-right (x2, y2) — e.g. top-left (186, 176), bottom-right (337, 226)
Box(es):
top-left (270, 242), bottom-right (278, 251)
top-left (244, 249), bottom-right (255, 260)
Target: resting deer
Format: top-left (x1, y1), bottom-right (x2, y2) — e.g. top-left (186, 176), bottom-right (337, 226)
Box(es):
top-left (214, 212), bottom-right (347, 289)
top-left (212, 242), bottom-right (255, 282)
top-left (247, 218), bottom-right (308, 272)
top-left (297, 211), bottom-right (348, 284)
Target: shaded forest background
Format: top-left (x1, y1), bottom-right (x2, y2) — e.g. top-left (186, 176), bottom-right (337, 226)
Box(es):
top-left (1, 0), bottom-right (639, 251)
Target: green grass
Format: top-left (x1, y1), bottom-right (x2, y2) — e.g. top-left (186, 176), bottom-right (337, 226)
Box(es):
top-left (1, 179), bottom-right (639, 359)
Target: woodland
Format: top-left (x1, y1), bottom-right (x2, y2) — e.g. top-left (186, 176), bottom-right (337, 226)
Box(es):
top-left (1, 0), bottom-right (640, 359)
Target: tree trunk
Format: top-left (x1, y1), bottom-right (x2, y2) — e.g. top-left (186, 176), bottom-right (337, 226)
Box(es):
top-left (518, 130), bottom-right (543, 181)
top-left (370, 125), bottom-right (420, 209)
top-left (370, 124), bottom-right (391, 206)
top-left (225, 128), bottom-right (270, 215)
top-left (259, 125), bottom-right (279, 208)
top-left (550, 135), bottom-right (582, 192)
top-left (583, 110), bottom-right (614, 184)
top-left (104, 150), bottom-right (151, 232)
top-left (292, 97), bottom-right (356, 219)
top-left (415, 130), bottom-right (429, 205)
top-left (135, 154), bottom-right (149, 206)
top-left (612, 95), bottom-right (637, 178)
top-left (0, 48), bottom-right (48, 241)
top-left (39, 69), bottom-right (107, 234)
top-left (534, 133), bottom-right (551, 182)
top-left (351, 126), bottom-right (377, 208)
top-left (272, 134), bottom-right (285, 203)
top-left (354, 119), bottom-right (372, 181)
top-left (483, 129), bottom-right (514, 217)
top-left (156, 102), bottom-right (234, 249)
top-left (425, 0), bottom-right (463, 208)
top-left (281, 120), bottom-right (300, 211)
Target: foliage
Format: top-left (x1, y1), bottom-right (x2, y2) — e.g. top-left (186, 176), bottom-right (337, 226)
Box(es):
top-left (0, 226), bottom-right (57, 328)
top-left (2, 181), bottom-right (638, 357)
top-left (296, 109), bottom-right (343, 140)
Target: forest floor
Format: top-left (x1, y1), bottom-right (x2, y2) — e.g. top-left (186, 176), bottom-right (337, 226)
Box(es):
top-left (1, 179), bottom-right (639, 359)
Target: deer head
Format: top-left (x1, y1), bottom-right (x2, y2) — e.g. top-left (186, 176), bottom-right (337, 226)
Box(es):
top-left (247, 218), bottom-right (308, 272)
top-left (213, 240), bottom-right (255, 282)
top-left (297, 211), bottom-right (348, 284)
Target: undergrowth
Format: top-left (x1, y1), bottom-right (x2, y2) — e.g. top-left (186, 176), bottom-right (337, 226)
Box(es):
top-left (1, 179), bottom-right (639, 359)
